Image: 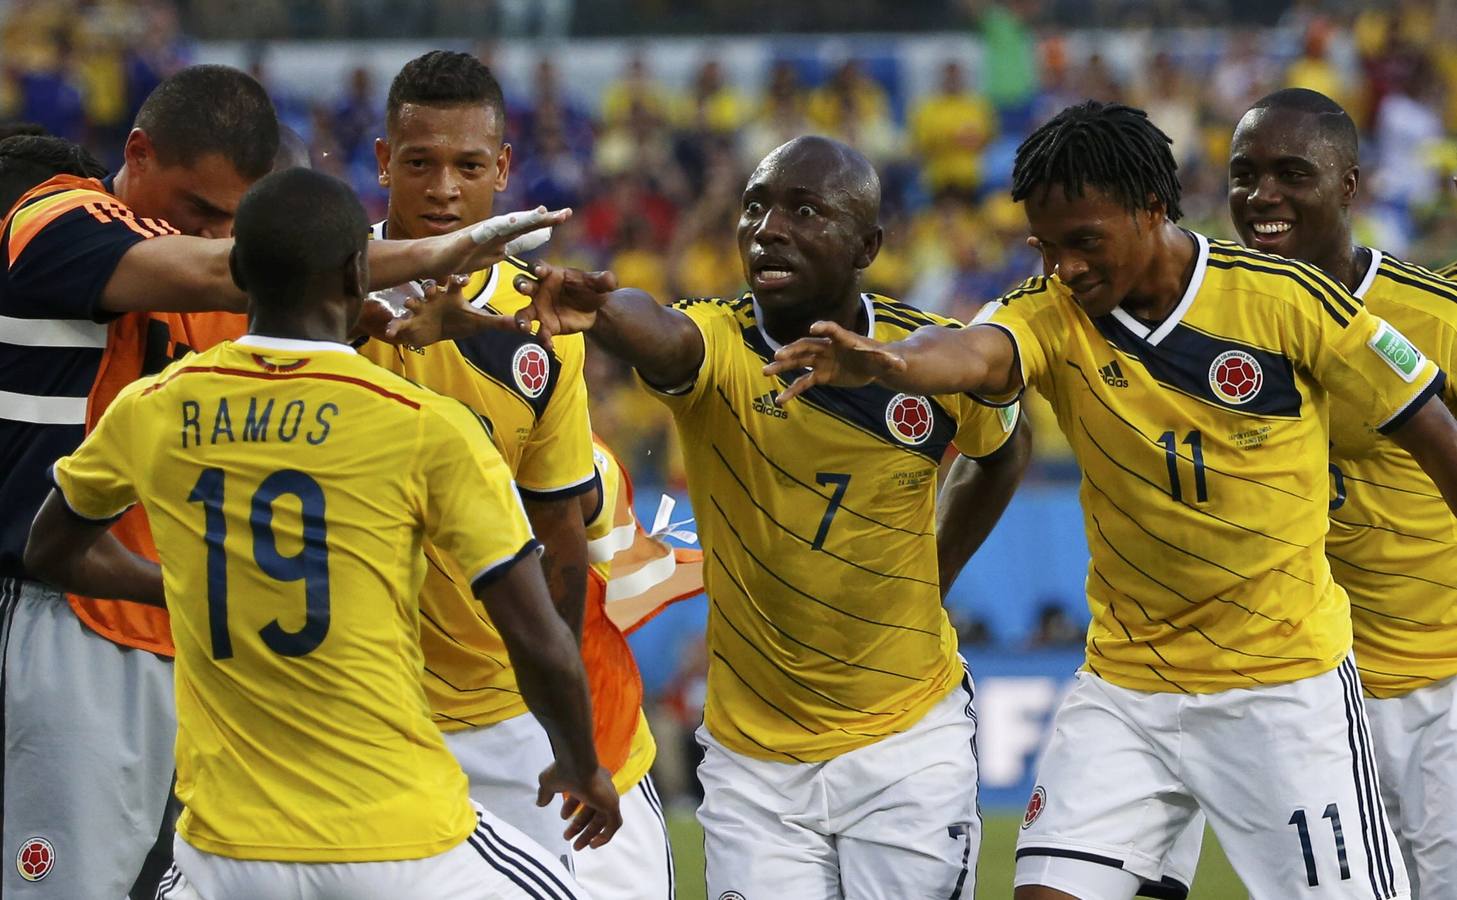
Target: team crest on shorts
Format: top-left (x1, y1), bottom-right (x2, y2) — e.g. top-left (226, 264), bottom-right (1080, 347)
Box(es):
top-left (1208, 350), bottom-right (1263, 405)
top-left (1022, 786), bottom-right (1047, 830)
top-left (16, 837), bottom-right (54, 882)
top-left (886, 393), bottom-right (934, 445)
top-left (512, 344), bottom-right (550, 398)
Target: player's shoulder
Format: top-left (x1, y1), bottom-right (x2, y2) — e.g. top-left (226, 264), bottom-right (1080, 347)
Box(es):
top-left (6, 174), bottom-right (169, 247)
top-left (866, 293), bottom-right (962, 339)
top-left (670, 292), bottom-right (749, 316)
top-left (1369, 252), bottom-right (1457, 326)
top-left (1204, 239), bottom-right (1360, 323)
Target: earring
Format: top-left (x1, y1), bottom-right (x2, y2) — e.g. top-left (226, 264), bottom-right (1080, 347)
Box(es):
top-left (378, 173), bottom-right (390, 186)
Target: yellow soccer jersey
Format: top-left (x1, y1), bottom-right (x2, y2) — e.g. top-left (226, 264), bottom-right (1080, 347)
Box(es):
top-left (647, 293), bottom-right (1019, 762)
top-left (984, 232), bottom-right (1443, 694)
top-left (50, 336), bottom-right (538, 862)
top-left (1326, 250), bottom-right (1457, 698)
top-left (361, 246), bottom-right (595, 730)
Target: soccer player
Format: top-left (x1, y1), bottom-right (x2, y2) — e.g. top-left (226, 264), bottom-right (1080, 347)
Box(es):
top-left (765, 102), bottom-right (1457, 900)
top-left (511, 134), bottom-right (1031, 899)
top-left (22, 167), bottom-right (617, 899)
top-left (1228, 88), bottom-right (1457, 898)
top-left (361, 49), bottom-right (669, 875)
top-left (0, 65), bottom-right (563, 899)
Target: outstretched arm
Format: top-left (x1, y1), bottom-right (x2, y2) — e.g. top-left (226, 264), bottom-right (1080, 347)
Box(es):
top-left (511, 265), bottom-right (706, 390)
top-left (101, 206), bottom-right (568, 318)
top-left (476, 554), bottom-right (621, 849)
top-left (23, 491), bottom-right (163, 605)
top-left (1389, 395), bottom-right (1457, 517)
top-left (936, 419), bottom-right (1032, 599)
top-left (764, 320), bottom-right (1023, 403)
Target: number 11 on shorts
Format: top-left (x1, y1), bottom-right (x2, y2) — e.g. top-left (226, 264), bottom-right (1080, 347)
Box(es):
top-left (1289, 803), bottom-right (1351, 887)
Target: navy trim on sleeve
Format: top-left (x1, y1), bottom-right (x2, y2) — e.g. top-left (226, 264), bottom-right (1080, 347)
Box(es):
top-left (469, 539), bottom-right (543, 594)
top-left (966, 322), bottom-right (1024, 408)
top-left (517, 471), bottom-right (600, 504)
top-left (46, 465), bottom-right (130, 527)
top-left (1377, 369), bottom-right (1446, 435)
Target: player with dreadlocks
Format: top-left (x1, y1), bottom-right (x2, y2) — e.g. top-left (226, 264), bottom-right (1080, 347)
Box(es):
top-left (767, 99), bottom-right (1457, 899)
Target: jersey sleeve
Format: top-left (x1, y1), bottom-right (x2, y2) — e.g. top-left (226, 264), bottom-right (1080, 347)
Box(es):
top-left (944, 391), bottom-right (1020, 459)
top-left (637, 298), bottom-right (730, 410)
top-left (420, 399), bottom-right (540, 590)
top-left (977, 280), bottom-right (1060, 404)
top-left (5, 188), bottom-right (177, 321)
top-left (1305, 304), bottom-right (1444, 434)
top-left (515, 335), bottom-right (597, 500)
top-left (49, 378), bottom-right (146, 521)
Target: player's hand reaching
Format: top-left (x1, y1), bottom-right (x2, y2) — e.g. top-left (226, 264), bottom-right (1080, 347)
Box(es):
top-left (511, 263), bottom-right (617, 351)
top-left (428, 205), bottom-right (570, 276)
top-left (537, 763), bottom-right (623, 850)
top-left (763, 320), bottom-right (909, 404)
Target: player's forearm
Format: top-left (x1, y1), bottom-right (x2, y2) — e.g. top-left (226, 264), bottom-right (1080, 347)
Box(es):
top-left (1391, 394), bottom-right (1457, 517)
top-left (936, 421), bottom-right (1032, 599)
top-left (102, 237), bottom-right (247, 314)
top-left (23, 494), bottom-right (164, 605)
top-left (366, 235), bottom-right (455, 290)
top-left (592, 289), bottom-right (705, 389)
top-left (480, 557), bottom-right (600, 780)
top-left (883, 324), bottom-right (1014, 397)
top-left (524, 496), bottom-right (589, 640)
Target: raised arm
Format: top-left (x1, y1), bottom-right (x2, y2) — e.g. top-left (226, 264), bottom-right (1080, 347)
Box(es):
top-left (23, 491), bottom-right (163, 605)
top-left (765, 319), bottom-right (1023, 403)
top-left (1388, 394), bottom-right (1457, 517)
top-left (936, 419), bottom-right (1033, 599)
top-left (100, 206), bottom-right (569, 317)
top-left (476, 554), bottom-right (621, 849)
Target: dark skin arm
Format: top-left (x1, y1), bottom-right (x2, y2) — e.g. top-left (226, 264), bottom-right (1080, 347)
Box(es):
top-left (477, 553), bottom-right (621, 849)
top-left (23, 491), bottom-right (163, 605)
top-left (765, 319), bottom-right (1023, 402)
top-left (1388, 394), bottom-right (1457, 517)
top-left (522, 496), bottom-right (589, 640)
top-left (376, 263), bottom-right (708, 389)
top-left (936, 419), bottom-right (1033, 600)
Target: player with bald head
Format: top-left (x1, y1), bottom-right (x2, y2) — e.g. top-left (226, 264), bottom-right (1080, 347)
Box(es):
top-left (489, 134), bottom-right (1032, 898)
top-left (1230, 87), bottom-right (1457, 898)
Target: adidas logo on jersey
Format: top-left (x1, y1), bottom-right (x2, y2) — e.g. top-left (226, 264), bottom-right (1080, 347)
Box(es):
top-left (1099, 361), bottom-right (1128, 388)
top-left (752, 392), bottom-right (788, 419)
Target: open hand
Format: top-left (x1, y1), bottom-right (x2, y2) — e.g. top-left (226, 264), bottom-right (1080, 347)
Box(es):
top-left (537, 763), bottom-right (623, 851)
top-left (762, 320), bottom-right (908, 404)
top-left (511, 263), bottom-right (618, 351)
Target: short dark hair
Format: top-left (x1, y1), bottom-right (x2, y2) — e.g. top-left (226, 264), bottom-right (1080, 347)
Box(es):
top-left (386, 51), bottom-right (505, 133)
top-left (0, 122), bottom-right (47, 141)
top-left (1012, 100), bottom-right (1183, 221)
top-left (231, 168), bottom-right (367, 309)
top-left (134, 65), bottom-right (279, 180)
top-left (1247, 87), bottom-right (1358, 166)
top-left (0, 135), bottom-right (108, 216)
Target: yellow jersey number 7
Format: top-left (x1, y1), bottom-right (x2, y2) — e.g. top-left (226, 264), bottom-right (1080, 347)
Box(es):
top-left (187, 468), bottom-right (331, 660)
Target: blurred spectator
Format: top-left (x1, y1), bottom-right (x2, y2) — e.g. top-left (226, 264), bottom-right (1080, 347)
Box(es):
top-left (741, 60), bottom-right (811, 165)
top-left (332, 66), bottom-right (379, 166)
top-left (967, 0), bottom-right (1041, 118)
top-left (1285, 18), bottom-right (1352, 113)
top-left (909, 60), bottom-right (997, 200)
top-left (601, 50), bottom-right (674, 128)
top-left (1029, 601), bottom-right (1084, 648)
top-left (1135, 53), bottom-right (1199, 168)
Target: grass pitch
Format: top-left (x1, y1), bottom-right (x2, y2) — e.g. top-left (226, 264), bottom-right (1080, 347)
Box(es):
top-left (666, 810), bottom-right (1246, 899)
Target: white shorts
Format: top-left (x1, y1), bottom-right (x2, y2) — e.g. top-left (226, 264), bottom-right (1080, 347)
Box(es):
top-left (698, 668), bottom-right (980, 900)
top-left (156, 803), bottom-right (588, 900)
top-left (1015, 659), bottom-right (1409, 900)
top-left (445, 712), bottom-right (572, 868)
top-left (1365, 674), bottom-right (1457, 900)
top-left (1, 579), bottom-right (177, 898)
top-left (573, 773), bottom-right (674, 899)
